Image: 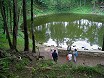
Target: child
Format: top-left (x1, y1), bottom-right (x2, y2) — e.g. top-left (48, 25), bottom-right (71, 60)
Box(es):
top-left (66, 52), bottom-right (72, 62)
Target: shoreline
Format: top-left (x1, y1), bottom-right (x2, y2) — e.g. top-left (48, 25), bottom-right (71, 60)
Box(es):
top-left (38, 46), bottom-right (104, 66)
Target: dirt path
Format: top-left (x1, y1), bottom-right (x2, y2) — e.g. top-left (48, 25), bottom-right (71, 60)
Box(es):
top-left (39, 46), bottom-right (104, 66)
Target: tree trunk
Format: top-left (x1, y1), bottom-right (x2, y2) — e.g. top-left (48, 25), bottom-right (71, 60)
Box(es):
top-left (13, 0), bottom-right (18, 50)
top-left (80, 0), bottom-right (81, 6)
top-left (3, 22), bottom-right (6, 34)
top-left (31, 0), bottom-right (36, 53)
top-left (17, 2), bottom-right (22, 26)
top-left (93, 2), bottom-right (95, 10)
top-left (0, 0), bottom-right (12, 49)
top-left (102, 35), bottom-right (104, 51)
top-left (17, 5), bottom-right (22, 26)
top-left (10, 8), bottom-right (12, 32)
top-left (84, 0), bottom-right (86, 6)
top-left (23, 0), bottom-right (29, 51)
top-left (9, 0), bottom-right (12, 32)
top-left (6, 4), bottom-right (9, 28)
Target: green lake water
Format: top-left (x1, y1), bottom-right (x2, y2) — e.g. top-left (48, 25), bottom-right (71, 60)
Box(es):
top-left (27, 13), bottom-right (104, 50)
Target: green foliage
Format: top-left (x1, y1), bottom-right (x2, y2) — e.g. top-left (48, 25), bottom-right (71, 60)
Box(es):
top-left (32, 60), bottom-right (104, 78)
top-left (15, 58), bottom-right (29, 70)
top-left (0, 59), bottom-right (9, 71)
top-left (94, 64), bottom-right (104, 75)
top-left (36, 60), bottom-right (55, 67)
top-left (0, 53), bottom-right (10, 78)
top-left (0, 49), bottom-right (31, 78)
top-left (72, 65), bottom-right (95, 73)
top-left (0, 33), bottom-right (9, 50)
top-left (33, 0), bottom-right (104, 15)
top-left (1, 0), bottom-right (104, 78)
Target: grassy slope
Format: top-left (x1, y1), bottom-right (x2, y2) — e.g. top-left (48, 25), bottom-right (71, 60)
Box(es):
top-left (32, 60), bottom-right (104, 78)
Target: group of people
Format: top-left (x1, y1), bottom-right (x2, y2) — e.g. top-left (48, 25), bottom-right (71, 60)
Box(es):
top-left (66, 48), bottom-right (78, 63)
top-left (51, 46), bottom-right (78, 63)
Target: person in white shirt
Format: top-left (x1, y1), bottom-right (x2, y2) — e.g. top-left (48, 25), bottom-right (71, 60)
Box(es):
top-left (66, 52), bottom-right (72, 62)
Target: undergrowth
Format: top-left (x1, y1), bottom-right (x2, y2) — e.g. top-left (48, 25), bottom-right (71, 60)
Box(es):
top-left (32, 60), bottom-right (104, 78)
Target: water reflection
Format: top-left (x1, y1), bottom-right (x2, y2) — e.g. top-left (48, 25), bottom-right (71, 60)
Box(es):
top-left (31, 14), bottom-right (104, 50)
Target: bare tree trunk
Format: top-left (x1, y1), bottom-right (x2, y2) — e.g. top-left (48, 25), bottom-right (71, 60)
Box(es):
top-left (23, 0), bottom-right (29, 51)
top-left (80, 0), bottom-right (82, 6)
top-left (6, 4), bottom-right (9, 28)
top-left (10, 9), bottom-right (12, 32)
top-left (13, 0), bottom-right (18, 50)
top-left (93, 2), bottom-right (95, 10)
top-left (84, 0), bottom-right (86, 6)
top-left (9, 0), bottom-right (12, 32)
top-left (17, 2), bottom-right (22, 26)
top-left (3, 22), bottom-right (6, 34)
top-left (102, 35), bottom-right (104, 51)
top-left (0, 0), bottom-right (12, 49)
top-left (31, 0), bottom-right (36, 53)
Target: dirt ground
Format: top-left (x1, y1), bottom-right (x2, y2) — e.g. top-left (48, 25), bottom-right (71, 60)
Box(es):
top-left (38, 46), bottom-right (104, 66)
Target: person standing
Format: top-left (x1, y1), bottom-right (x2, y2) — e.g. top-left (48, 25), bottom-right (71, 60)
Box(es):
top-left (67, 45), bottom-right (71, 52)
top-left (52, 50), bottom-right (58, 62)
top-left (50, 49), bottom-right (53, 59)
top-left (73, 49), bottom-right (78, 63)
top-left (67, 45), bottom-right (71, 54)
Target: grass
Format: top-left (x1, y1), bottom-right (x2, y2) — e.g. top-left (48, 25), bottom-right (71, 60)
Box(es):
top-left (0, 30), bottom-right (33, 51)
top-left (70, 5), bottom-right (92, 14)
top-left (0, 49), bottom-right (31, 78)
top-left (32, 60), bottom-right (104, 78)
top-left (34, 4), bottom-right (104, 17)
top-left (0, 33), bottom-right (9, 50)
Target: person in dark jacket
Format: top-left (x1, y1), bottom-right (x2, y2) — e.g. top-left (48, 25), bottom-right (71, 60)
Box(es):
top-left (52, 50), bottom-right (58, 62)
